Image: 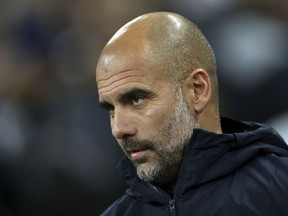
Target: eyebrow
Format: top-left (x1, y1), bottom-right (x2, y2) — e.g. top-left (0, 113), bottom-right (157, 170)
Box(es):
top-left (118, 87), bottom-right (153, 102)
top-left (99, 100), bottom-right (113, 111)
top-left (99, 87), bottom-right (153, 109)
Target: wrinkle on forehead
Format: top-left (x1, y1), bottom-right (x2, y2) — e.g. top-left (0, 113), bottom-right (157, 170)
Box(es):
top-left (97, 69), bottom-right (145, 95)
top-left (97, 69), bottom-right (142, 86)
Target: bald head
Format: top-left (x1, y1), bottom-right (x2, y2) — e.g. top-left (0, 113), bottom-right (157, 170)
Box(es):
top-left (97, 12), bottom-right (217, 98)
top-left (98, 12), bottom-right (216, 83)
top-left (96, 12), bottom-right (219, 117)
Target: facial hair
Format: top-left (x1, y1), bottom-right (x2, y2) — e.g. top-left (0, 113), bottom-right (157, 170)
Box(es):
top-left (122, 87), bottom-right (199, 187)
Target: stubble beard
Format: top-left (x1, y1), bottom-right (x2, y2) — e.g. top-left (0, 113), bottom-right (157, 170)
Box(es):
top-left (123, 87), bottom-right (199, 187)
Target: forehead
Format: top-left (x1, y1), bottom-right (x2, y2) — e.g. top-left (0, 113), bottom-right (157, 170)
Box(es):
top-left (96, 49), bottom-right (166, 97)
top-left (97, 68), bottom-right (152, 97)
top-left (96, 50), bottom-right (148, 80)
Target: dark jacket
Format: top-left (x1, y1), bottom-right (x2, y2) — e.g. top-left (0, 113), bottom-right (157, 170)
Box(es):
top-left (101, 118), bottom-right (288, 216)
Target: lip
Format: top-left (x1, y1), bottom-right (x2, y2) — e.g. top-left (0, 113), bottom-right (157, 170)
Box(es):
top-left (129, 149), bottom-right (149, 161)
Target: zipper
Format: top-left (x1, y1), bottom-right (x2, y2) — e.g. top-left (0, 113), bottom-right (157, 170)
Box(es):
top-left (174, 140), bottom-right (193, 196)
top-left (168, 142), bottom-right (192, 215)
top-left (169, 199), bottom-right (176, 215)
top-left (151, 185), bottom-right (176, 216)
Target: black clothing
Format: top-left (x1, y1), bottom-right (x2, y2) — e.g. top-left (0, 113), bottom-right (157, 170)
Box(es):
top-left (101, 118), bottom-right (288, 216)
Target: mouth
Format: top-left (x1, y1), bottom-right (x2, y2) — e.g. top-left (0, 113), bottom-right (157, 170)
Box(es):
top-left (128, 148), bottom-right (150, 161)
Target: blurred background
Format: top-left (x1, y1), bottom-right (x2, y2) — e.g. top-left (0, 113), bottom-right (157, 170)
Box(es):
top-left (0, 0), bottom-right (287, 215)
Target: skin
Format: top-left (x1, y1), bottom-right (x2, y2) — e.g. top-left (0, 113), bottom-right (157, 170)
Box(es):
top-left (96, 12), bottom-right (222, 192)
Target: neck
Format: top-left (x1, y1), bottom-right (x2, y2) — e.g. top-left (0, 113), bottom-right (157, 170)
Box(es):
top-left (198, 107), bottom-right (222, 134)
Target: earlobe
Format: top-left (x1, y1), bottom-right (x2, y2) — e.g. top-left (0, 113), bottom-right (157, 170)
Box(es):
top-left (183, 68), bottom-right (211, 114)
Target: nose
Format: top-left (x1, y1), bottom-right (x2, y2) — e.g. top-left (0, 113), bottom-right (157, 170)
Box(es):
top-left (111, 109), bottom-right (137, 140)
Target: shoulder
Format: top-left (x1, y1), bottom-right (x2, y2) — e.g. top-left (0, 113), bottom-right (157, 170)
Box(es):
top-left (242, 152), bottom-right (288, 186)
top-left (234, 153), bottom-right (288, 214)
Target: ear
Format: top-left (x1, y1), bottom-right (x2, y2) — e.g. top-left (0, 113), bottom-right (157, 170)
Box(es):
top-left (183, 68), bottom-right (212, 114)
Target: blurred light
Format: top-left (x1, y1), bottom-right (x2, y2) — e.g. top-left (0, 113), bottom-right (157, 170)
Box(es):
top-left (212, 12), bottom-right (288, 89)
top-left (0, 103), bottom-right (25, 158)
top-left (268, 112), bottom-right (288, 144)
top-left (169, 0), bottom-right (237, 22)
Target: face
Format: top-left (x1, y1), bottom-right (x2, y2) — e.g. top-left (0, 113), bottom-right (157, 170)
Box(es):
top-left (129, 87), bottom-right (198, 187)
top-left (96, 48), bottom-right (198, 187)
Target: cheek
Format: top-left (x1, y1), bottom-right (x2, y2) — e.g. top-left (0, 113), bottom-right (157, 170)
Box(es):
top-left (144, 98), bottom-right (176, 119)
top-left (136, 96), bottom-right (177, 137)
top-left (140, 108), bottom-right (174, 136)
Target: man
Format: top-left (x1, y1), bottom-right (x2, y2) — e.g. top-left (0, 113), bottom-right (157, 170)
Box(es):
top-left (96, 12), bottom-right (288, 216)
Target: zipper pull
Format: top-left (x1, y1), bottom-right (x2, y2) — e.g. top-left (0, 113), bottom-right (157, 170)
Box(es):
top-left (169, 199), bottom-right (175, 210)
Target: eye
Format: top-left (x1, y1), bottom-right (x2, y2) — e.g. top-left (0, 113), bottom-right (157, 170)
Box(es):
top-left (108, 108), bottom-right (115, 118)
top-left (109, 107), bottom-right (115, 113)
top-left (108, 105), bottom-right (115, 114)
top-left (131, 96), bottom-right (144, 106)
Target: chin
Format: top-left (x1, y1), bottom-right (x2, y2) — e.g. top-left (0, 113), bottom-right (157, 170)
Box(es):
top-left (135, 162), bottom-right (161, 182)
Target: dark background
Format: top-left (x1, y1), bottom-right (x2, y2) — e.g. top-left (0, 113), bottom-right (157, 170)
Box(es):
top-left (0, 0), bottom-right (287, 215)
